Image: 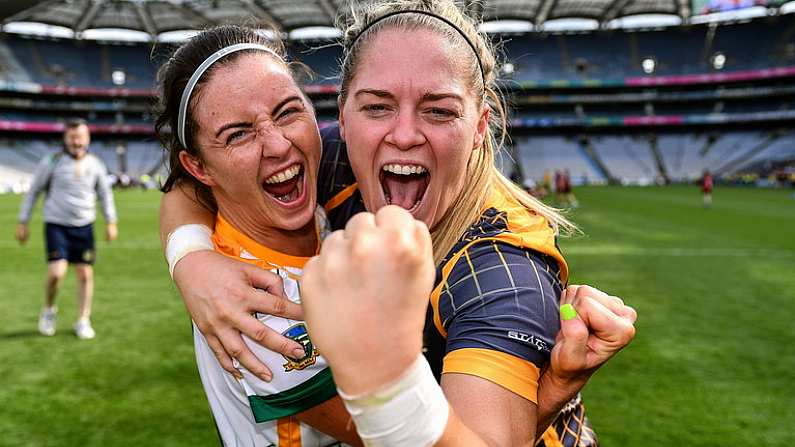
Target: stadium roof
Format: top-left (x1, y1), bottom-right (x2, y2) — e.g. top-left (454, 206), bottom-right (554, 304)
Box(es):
top-left (0, 0), bottom-right (698, 39)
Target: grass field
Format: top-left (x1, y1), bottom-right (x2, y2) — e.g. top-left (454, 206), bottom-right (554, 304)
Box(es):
top-left (1, 185), bottom-right (793, 446)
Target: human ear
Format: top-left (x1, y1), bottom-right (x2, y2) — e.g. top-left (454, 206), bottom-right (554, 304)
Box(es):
top-left (473, 106), bottom-right (490, 149)
top-left (179, 151), bottom-right (216, 187)
top-left (337, 95), bottom-right (347, 141)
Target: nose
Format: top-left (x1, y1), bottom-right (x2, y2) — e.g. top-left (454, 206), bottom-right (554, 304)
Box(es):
top-left (257, 123), bottom-right (291, 159)
top-left (384, 110), bottom-right (425, 151)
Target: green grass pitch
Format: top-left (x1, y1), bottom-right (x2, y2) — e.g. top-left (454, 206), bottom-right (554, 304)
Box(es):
top-left (0, 185), bottom-right (793, 446)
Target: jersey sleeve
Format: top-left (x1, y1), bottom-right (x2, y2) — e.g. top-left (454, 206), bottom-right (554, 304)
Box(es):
top-left (17, 156), bottom-right (52, 223)
top-left (435, 240), bottom-right (563, 404)
top-left (93, 157), bottom-right (117, 223)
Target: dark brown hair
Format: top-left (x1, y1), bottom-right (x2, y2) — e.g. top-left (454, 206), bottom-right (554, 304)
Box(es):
top-left (155, 24), bottom-right (287, 211)
top-left (65, 118), bottom-right (87, 130)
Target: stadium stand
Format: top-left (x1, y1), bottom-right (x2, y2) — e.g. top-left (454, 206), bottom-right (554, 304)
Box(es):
top-left (1, 34), bottom-right (156, 88)
top-left (1, 17), bottom-right (793, 88)
top-left (589, 135), bottom-right (659, 184)
top-left (0, 40), bottom-right (32, 83)
top-left (513, 135), bottom-right (607, 184)
top-left (643, 131), bottom-right (763, 181)
top-left (740, 132), bottom-right (795, 166)
top-left (0, 139), bottom-right (46, 192)
top-left (633, 27), bottom-right (706, 75)
top-left (497, 17), bottom-right (795, 82)
top-left (124, 141), bottom-right (165, 177)
top-left (1, 13), bottom-right (794, 191)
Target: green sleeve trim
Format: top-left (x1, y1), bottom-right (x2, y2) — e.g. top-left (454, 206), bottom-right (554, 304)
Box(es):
top-left (248, 367), bottom-right (338, 423)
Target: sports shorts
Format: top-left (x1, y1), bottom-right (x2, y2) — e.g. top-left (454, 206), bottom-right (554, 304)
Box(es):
top-left (45, 222), bottom-right (95, 264)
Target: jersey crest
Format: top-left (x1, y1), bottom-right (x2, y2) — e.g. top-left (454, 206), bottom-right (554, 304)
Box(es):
top-left (281, 323), bottom-right (319, 372)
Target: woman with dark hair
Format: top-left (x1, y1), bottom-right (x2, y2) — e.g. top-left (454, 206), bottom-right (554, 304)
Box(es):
top-left (155, 24), bottom-right (360, 446)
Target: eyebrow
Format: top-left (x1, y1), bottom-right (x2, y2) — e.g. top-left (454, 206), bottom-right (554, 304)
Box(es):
top-left (272, 95), bottom-right (303, 116)
top-left (422, 92), bottom-right (463, 102)
top-left (214, 95), bottom-right (303, 139)
top-left (215, 121), bottom-right (248, 139)
top-left (354, 89), bottom-right (393, 99)
top-left (353, 89), bottom-right (463, 103)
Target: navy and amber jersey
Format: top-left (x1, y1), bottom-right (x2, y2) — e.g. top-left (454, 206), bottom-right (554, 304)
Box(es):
top-left (317, 123), bottom-right (597, 447)
top-left (424, 190), bottom-right (568, 404)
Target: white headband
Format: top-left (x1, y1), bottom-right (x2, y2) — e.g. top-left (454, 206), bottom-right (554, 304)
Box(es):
top-left (177, 43), bottom-right (281, 149)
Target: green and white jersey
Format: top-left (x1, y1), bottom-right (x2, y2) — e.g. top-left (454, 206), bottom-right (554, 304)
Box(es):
top-left (192, 213), bottom-right (342, 447)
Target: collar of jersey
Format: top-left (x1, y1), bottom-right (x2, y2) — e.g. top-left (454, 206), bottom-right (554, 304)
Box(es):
top-left (213, 213), bottom-right (315, 269)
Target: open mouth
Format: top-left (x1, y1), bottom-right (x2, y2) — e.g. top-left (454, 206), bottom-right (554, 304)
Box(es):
top-left (262, 163), bottom-right (305, 206)
top-left (380, 163), bottom-right (430, 212)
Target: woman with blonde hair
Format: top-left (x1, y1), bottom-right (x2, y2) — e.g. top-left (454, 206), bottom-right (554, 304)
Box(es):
top-left (162, 1), bottom-right (636, 445)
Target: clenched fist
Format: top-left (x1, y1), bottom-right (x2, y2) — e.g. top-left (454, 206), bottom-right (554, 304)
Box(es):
top-left (550, 285), bottom-right (637, 383)
top-left (301, 206), bottom-right (435, 396)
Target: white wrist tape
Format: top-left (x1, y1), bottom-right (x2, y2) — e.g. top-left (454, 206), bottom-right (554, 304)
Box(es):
top-left (165, 224), bottom-right (213, 279)
top-left (338, 355), bottom-right (449, 447)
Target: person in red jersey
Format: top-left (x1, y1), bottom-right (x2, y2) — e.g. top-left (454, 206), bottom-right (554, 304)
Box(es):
top-left (701, 169), bottom-right (714, 208)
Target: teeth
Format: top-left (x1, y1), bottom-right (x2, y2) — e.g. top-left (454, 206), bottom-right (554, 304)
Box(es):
top-left (265, 165), bottom-right (301, 184)
top-left (382, 163), bottom-right (427, 175)
top-left (384, 193), bottom-right (423, 210)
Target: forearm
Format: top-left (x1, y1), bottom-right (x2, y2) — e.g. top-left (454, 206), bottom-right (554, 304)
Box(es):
top-left (294, 397), bottom-right (364, 447)
top-left (434, 408), bottom-right (491, 447)
top-left (442, 372), bottom-right (538, 447)
top-left (535, 371), bottom-right (590, 434)
top-left (159, 182), bottom-right (215, 249)
top-left (99, 197), bottom-right (117, 224)
top-left (97, 182), bottom-right (117, 223)
top-left (338, 357), bottom-right (493, 447)
top-left (343, 395), bottom-right (531, 447)
top-left (338, 357), bottom-right (536, 447)
top-left (17, 197), bottom-right (35, 224)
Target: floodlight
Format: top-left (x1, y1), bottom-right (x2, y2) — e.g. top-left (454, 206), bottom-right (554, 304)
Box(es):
top-left (712, 53), bottom-right (726, 70)
top-left (641, 57), bottom-right (656, 74)
top-left (112, 69), bottom-right (126, 86)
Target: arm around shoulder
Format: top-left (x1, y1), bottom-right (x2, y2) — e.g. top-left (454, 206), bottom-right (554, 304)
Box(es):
top-left (160, 181), bottom-right (305, 380)
top-left (159, 181), bottom-right (214, 248)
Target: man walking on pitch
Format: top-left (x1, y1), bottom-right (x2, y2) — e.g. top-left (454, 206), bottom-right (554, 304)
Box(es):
top-left (15, 119), bottom-right (118, 339)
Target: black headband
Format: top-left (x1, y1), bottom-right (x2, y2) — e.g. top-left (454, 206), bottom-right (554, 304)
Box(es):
top-left (346, 9), bottom-right (486, 86)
